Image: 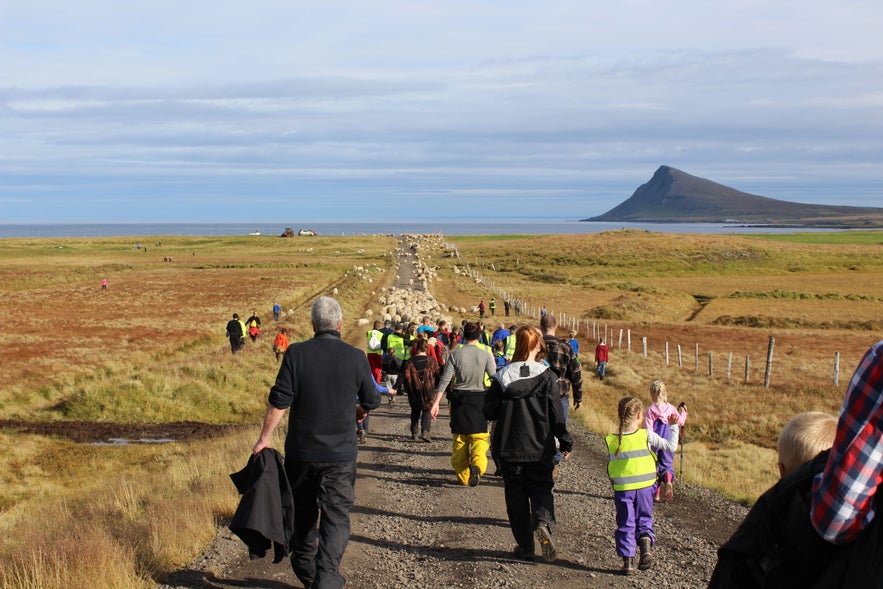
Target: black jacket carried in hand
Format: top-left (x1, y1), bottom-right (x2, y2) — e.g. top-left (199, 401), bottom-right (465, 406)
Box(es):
top-left (229, 448), bottom-right (294, 563)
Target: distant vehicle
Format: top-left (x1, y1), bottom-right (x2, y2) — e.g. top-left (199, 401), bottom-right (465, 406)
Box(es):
top-left (298, 229), bottom-right (318, 236)
top-left (247, 231), bottom-right (261, 236)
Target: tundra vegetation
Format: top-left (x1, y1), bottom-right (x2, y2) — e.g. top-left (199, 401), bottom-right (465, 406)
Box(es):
top-left (1, 229), bottom-right (881, 588)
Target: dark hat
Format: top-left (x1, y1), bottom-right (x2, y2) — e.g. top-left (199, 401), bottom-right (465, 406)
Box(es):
top-left (463, 322), bottom-right (481, 341)
top-left (384, 319), bottom-right (392, 326)
top-left (396, 322), bottom-right (406, 331)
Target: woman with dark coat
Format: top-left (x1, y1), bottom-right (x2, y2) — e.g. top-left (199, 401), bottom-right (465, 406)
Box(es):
top-left (484, 326), bottom-right (573, 563)
top-left (395, 338), bottom-right (440, 442)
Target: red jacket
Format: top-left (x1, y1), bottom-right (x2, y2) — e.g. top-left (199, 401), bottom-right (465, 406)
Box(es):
top-left (595, 343), bottom-right (609, 363)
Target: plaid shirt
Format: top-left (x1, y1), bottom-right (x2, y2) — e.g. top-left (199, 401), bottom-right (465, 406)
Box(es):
top-left (543, 335), bottom-right (583, 404)
top-left (811, 340), bottom-right (883, 545)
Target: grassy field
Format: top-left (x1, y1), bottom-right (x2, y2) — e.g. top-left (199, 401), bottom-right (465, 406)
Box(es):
top-left (1, 229), bottom-right (882, 588)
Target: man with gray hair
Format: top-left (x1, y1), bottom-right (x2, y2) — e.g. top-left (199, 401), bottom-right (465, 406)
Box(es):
top-left (253, 296), bottom-right (380, 589)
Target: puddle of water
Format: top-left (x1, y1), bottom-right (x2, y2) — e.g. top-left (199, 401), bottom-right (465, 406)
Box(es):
top-left (91, 437), bottom-right (178, 446)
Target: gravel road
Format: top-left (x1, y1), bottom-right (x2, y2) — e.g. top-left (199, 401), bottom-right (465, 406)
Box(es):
top-left (157, 398), bottom-right (747, 589)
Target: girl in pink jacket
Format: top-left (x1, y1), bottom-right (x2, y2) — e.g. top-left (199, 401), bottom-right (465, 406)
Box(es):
top-left (644, 380), bottom-right (688, 502)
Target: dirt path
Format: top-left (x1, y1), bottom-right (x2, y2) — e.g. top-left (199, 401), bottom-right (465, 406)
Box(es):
top-left (157, 398), bottom-right (746, 589)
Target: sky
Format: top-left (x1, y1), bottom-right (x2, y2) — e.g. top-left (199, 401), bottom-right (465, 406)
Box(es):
top-left (1, 1), bottom-right (881, 223)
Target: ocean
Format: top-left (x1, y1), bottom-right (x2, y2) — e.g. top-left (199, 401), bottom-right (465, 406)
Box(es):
top-left (0, 220), bottom-right (848, 238)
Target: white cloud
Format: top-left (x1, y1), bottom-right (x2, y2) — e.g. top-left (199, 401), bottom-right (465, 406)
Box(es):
top-left (0, 1), bottom-right (880, 221)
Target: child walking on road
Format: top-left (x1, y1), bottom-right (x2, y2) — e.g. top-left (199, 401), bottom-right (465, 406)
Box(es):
top-left (606, 396), bottom-right (681, 575)
top-left (644, 380), bottom-right (688, 502)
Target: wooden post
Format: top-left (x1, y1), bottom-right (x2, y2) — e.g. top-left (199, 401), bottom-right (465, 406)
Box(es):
top-left (764, 336), bottom-right (775, 388)
top-left (677, 344), bottom-right (683, 368)
top-left (708, 352), bottom-right (713, 376)
top-left (694, 343), bottom-right (700, 371)
top-left (745, 355), bottom-right (750, 383)
top-left (665, 342), bottom-right (670, 366)
top-left (618, 328), bottom-right (623, 349)
top-left (726, 352), bottom-right (733, 381)
top-left (627, 329), bottom-right (631, 353)
top-left (834, 352), bottom-right (840, 387)
top-left (642, 336), bottom-right (648, 359)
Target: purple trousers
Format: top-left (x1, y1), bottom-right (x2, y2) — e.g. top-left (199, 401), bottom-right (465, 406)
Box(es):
top-left (613, 487), bottom-right (656, 557)
top-left (651, 420), bottom-right (675, 496)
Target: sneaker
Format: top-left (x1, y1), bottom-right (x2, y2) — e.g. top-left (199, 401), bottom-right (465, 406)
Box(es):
top-left (638, 536), bottom-right (653, 570)
top-left (653, 486), bottom-right (662, 503)
top-left (534, 524), bottom-right (557, 562)
top-left (419, 433), bottom-right (432, 443)
top-left (621, 556), bottom-right (636, 575)
top-left (468, 465), bottom-right (481, 487)
top-left (357, 430), bottom-right (367, 444)
top-left (512, 545), bottom-right (535, 562)
top-left (663, 481), bottom-right (674, 502)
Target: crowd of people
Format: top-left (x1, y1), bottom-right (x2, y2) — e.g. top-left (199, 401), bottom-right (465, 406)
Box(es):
top-left (227, 293), bottom-right (882, 587)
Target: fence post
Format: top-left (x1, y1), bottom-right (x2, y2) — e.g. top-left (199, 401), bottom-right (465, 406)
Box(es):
top-left (642, 337), bottom-right (648, 359)
top-left (708, 352), bottom-right (713, 376)
top-left (727, 352), bottom-right (733, 381)
top-left (764, 336), bottom-right (775, 388)
top-left (834, 352), bottom-right (840, 387)
top-left (677, 344), bottom-right (683, 368)
top-left (627, 329), bottom-right (632, 353)
top-left (665, 342), bottom-right (670, 366)
top-left (695, 343), bottom-right (700, 371)
top-left (745, 355), bottom-right (750, 383)
top-left (618, 328), bottom-right (623, 349)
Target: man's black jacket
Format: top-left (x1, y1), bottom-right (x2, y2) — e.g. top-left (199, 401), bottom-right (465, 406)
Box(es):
top-left (229, 448), bottom-right (294, 562)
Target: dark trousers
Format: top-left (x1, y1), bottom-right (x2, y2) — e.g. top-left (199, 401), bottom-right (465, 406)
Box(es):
top-left (285, 460), bottom-right (357, 589)
top-left (500, 459), bottom-right (556, 550)
top-left (409, 404), bottom-right (432, 435)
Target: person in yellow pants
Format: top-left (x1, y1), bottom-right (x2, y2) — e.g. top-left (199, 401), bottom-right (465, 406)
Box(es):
top-left (431, 322), bottom-right (496, 486)
top-left (451, 433), bottom-right (491, 485)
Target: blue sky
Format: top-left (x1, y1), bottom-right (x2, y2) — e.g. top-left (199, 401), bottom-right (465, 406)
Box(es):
top-left (1, 1), bottom-right (881, 222)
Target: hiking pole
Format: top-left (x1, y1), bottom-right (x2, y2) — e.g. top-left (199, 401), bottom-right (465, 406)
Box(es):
top-left (678, 402), bottom-right (686, 486)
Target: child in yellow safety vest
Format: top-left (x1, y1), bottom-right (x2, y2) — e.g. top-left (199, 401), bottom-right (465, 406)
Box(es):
top-left (605, 396), bottom-right (682, 576)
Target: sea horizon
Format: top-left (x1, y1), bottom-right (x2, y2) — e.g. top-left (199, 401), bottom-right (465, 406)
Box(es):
top-left (0, 219), bottom-right (855, 239)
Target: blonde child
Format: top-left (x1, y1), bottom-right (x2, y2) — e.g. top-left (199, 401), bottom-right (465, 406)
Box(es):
top-left (606, 396), bottom-right (681, 575)
top-left (776, 411), bottom-right (837, 477)
top-left (707, 411), bottom-right (838, 586)
top-left (644, 380), bottom-right (688, 502)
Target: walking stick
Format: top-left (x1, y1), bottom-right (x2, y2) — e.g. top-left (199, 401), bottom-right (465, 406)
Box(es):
top-left (678, 402), bottom-right (686, 485)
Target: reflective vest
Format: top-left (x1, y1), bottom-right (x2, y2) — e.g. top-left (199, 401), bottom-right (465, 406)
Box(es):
top-left (504, 333), bottom-right (517, 361)
top-left (387, 333), bottom-right (411, 361)
top-left (605, 429), bottom-right (658, 492)
top-left (457, 342), bottom-right (494, 386)
top-left (366, 329), bottom-right (383, 354)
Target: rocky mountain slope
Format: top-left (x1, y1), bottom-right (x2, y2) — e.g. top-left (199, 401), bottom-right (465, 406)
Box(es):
top-left (586, 166), bottom-right (883, 225)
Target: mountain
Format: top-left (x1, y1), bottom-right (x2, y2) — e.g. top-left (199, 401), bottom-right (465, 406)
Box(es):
top-left (585, 166), bottom-right (883, 226)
